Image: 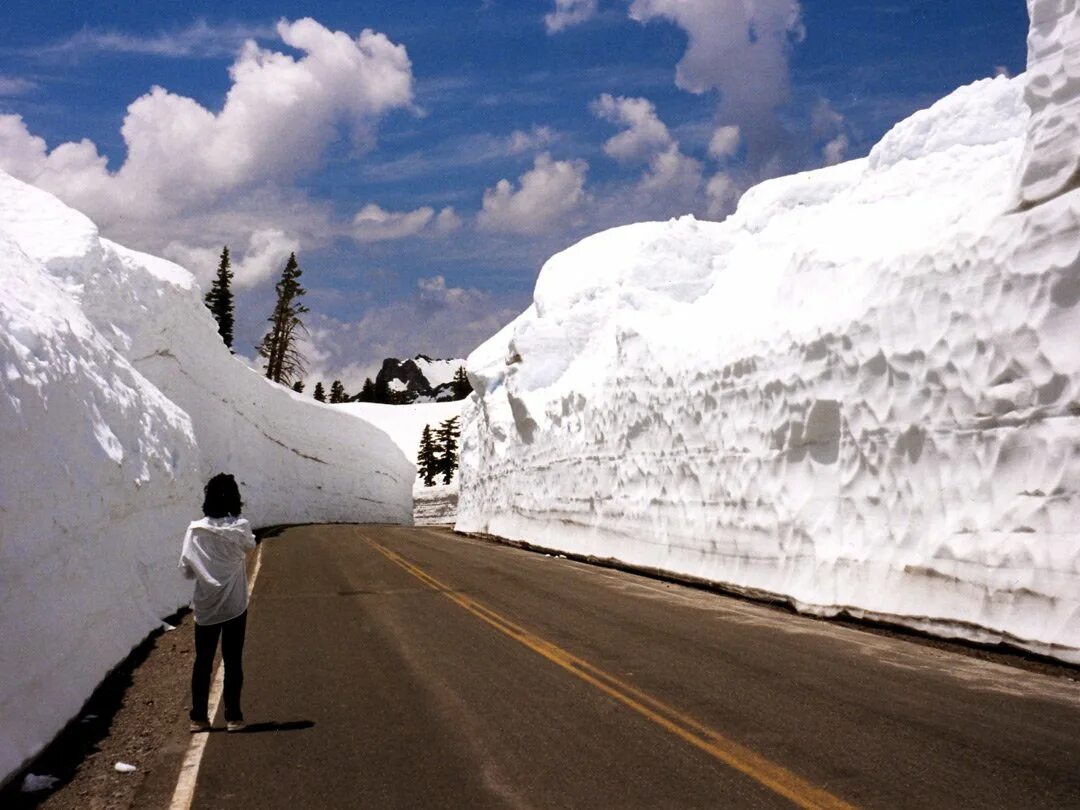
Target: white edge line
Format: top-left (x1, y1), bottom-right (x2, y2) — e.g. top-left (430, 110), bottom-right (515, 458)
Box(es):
top-left (168, 543), bottom-right (264, 810)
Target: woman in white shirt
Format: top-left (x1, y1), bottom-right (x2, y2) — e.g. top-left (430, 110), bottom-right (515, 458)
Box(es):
top-left (179, 473), bottom-right (257, 733)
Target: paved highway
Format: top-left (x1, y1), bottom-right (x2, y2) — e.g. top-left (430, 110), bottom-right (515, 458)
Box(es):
top-left (190, 525), bottom-right (1080, 809)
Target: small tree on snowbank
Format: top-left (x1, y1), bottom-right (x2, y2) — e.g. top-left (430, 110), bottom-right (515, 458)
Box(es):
top-left (204, 246), bottom-right (235, 351)
top-left (329, 380), bottom-right (347, 403)
top-left (417, 425), bottom-right (439, 486)
top-left (436, 416), bottom-right (460, 485)
top-left (313, 381), bottom-right (326, 402)
top-left (257, 252), bottom-right (308, 386)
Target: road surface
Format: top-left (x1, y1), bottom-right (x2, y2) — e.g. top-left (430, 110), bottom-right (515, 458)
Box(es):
top-left (189, 524), bottom-right (1080, 809)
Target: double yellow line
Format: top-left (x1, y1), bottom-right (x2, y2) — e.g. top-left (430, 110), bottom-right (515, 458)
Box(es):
top-left (362, 533), bottom-right (855, 810)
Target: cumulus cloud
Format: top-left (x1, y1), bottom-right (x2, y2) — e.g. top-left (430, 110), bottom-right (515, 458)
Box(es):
top-left (810, 99), bottom-right (850, 166)
top-left (434, 206), bottom-right (463, 234)
top-left (640, 146), bottom-right (703, 197)
top-left (544, 0), bottom-right (600, 33)
top-left (353, 204), bottom-right (435, 242)
top-left (478, 153), bottom-right (589, 234)
top-left (705, 172), bottom-right (741, 219)
top-left (591, 94), bottom-right (674, 162)
top-left (708, 125), bottom-right (741, 160)
top-left (296, 279), bottom-right (521, 391)
top-left (507, 125), bottom-right (557, 154)
top-left (164, 228), bottom-right (300, 290)
top-left (0, 18), bottom-right (414, 268)
top-left (630, 0), bottom-right (802, 156)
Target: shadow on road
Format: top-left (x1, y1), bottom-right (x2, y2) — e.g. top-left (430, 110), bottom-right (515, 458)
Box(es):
top-left (226, 720), bottom-right (315, 734)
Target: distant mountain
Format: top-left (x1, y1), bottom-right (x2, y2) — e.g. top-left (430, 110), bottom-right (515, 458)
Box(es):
top-left (362, 354), bottom-right (470, 403)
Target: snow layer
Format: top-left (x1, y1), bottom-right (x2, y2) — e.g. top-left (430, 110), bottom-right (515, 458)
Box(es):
top-left (0, 171), bottom-right (412, 784)
top-left (458, 72), bottom-right (1080, 663)
top-left (414, 356), bottom-right (464, 389)
top-left (1015, 0), bottom-right (1080, 206)
top-left (340, 400), bottom-right (464, 523)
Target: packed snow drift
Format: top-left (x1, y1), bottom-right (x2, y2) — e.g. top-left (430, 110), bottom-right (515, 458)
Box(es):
top-left (0, 173), bottom-right (412, 784)
top-left (342, 400), bottom-right (464, 523)
top-left (459, 2), bottom-right (1080, 663)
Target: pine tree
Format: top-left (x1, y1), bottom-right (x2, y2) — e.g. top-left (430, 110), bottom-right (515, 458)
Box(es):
top-left (292, 380), bottom-right (305, 393)
top-left (417, 424), bottom-right (439, 486)
top-left (313, 381), bottom-right (326, 402)
top-left (329, 380), bottom-right (346, 403)
top-left (373, 375), bottom-right (391, 404)
top-left (257, 252), bottom-right (308, 386)
top-left (203, 246), bottom-right (235, 350)
top-left (451, 366), bottom-right (472, 400)
top-left (357, 378), bottom-right (376, 402)
top-left (436, 416), bottom-right (461, 485)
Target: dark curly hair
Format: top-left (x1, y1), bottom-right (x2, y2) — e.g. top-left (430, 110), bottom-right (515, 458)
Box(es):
top-left (202, 473), bottom-right (243, 519)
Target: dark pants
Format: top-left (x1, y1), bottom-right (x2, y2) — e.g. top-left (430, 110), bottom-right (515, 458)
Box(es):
top-left (190, 610), bottom-right (247, 723)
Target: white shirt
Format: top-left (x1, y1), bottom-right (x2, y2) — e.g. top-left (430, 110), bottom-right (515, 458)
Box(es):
top-left (179, 516), bottom-right (256, 625)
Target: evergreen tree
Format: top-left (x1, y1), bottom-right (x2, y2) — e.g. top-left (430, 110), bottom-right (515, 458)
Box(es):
top-left (357, 378), bottom-right (376, 402)
top-left (329, 380), bottom-right (346, 403)
top-left (203, 246), bottom-right (235, 350)
top-left (436, 416), bottom-right (461, 484)
top-left (373, 375), bottom-right (391, 404)
top-left (451, 366), bottom-right (472, 400)
top-left (257, 252), bottom-right (308, 386)
top-left (313, 381), bottom-right (326, 402)
top-left (292, 380), bottom-right (305, 393)
top-left (416, 424), bottom-right (439, 486)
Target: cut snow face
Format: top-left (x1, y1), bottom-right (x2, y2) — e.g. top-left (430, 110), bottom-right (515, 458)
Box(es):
top-left (0, 171), bottom-right (413, 785)
top-left (458, 17), bottom-right (1080, 664)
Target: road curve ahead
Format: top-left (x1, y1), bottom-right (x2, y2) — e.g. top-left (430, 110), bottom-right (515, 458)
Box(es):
top-left (191, 525), bottom-right (1080, 809)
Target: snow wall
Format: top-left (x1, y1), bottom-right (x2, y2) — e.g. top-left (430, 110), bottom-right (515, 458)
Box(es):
top-left (459, 3), bottom-right (1080, 664)
top-left (0, 171), bottom-right (413, 784)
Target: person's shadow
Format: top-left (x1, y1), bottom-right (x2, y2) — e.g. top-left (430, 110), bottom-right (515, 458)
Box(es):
top-left (218, 720), bottom-right (314, 734)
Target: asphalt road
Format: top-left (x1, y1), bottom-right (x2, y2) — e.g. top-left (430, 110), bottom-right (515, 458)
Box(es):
top-left (191, 525), bottom-right (1080, 809)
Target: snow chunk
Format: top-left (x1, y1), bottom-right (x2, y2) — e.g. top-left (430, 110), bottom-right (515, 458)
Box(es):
top-left (1014, 0), bottom-right (1080, 206)
top-left (21, 773), bottom-right (59, 793)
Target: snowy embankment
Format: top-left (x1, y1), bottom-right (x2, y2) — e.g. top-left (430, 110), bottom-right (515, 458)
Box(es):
top-left (341, 400), bottom-right (464, 524)
top-left (459, 2), bottom-right (1080, 663)
top-left (0, 175), bottom-right (412, 785)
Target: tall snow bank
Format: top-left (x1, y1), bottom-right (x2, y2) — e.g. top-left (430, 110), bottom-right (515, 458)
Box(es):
top-left (1015, 0), bottom-right (1080, 206)
top-left (458, 71), bottom-right (1080, 663)
top-left (0, 172), bottom-right (412, 784)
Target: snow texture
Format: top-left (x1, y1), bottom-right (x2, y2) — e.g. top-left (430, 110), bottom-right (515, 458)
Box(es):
top-left (1015, 0), bottom-right (1080, 207)
top-left (0, 171), bottom-right (412, 785)
top-left (458, 64), bottom-right (1080, 663)
top-left (340, 400), bottom-right (464, 523)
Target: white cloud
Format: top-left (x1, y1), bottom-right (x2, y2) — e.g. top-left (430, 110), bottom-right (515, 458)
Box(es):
top-left (38, 19), bottom-right (274, 60)
top-left (591, 94), bottom-right (674, 162)
top-left (629, 0), bottom-right (802, 145)
top-left (353, 204), bottom-right (435, 242)
top-left (164, 228), bottom-right (300, 290)
top-left (708, 125), bottom-right (740, 160)
top-left (507, 125), bottom-right (557, 154)
top-left (810, 99), bottom-right (850, 165)
top-left (545, 0), bottom-right (600, 33)
top-left (705, 172), bottom-right (742, 219)
top-left (0, 18), bottom-right (414, 272)
top-left (434, 206), bottom-right (464, 234)
top-left (640, 145), bottom-right (703, 197)
top-left (822, 134), bottom-right (849, 166)
top-left (478, 153), bottom-right (589, 234)
top-left (0, 76), bottom-right (36, 97)
top-left (295, 280), bottom-right (521, 391)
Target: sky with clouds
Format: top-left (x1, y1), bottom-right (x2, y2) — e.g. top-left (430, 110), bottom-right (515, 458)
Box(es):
top-left (1, 0), bottom-right (1028, 390)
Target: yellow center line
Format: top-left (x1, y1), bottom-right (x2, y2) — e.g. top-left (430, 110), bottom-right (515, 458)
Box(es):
top-left (359, 531), bottom-right (856, 810)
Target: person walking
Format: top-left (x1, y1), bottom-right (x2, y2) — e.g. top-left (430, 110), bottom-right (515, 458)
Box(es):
top-left (179, 473), bottom-right (257, 733)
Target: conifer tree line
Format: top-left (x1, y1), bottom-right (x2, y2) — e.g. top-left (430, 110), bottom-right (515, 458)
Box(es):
top-left (202, 247), bottom-right (472, 406)
top-left (416, 416), bottom-right (460, 486)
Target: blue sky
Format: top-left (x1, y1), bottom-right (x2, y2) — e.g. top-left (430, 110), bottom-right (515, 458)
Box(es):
top-left (1, 1), bottom-right (1028, 388)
